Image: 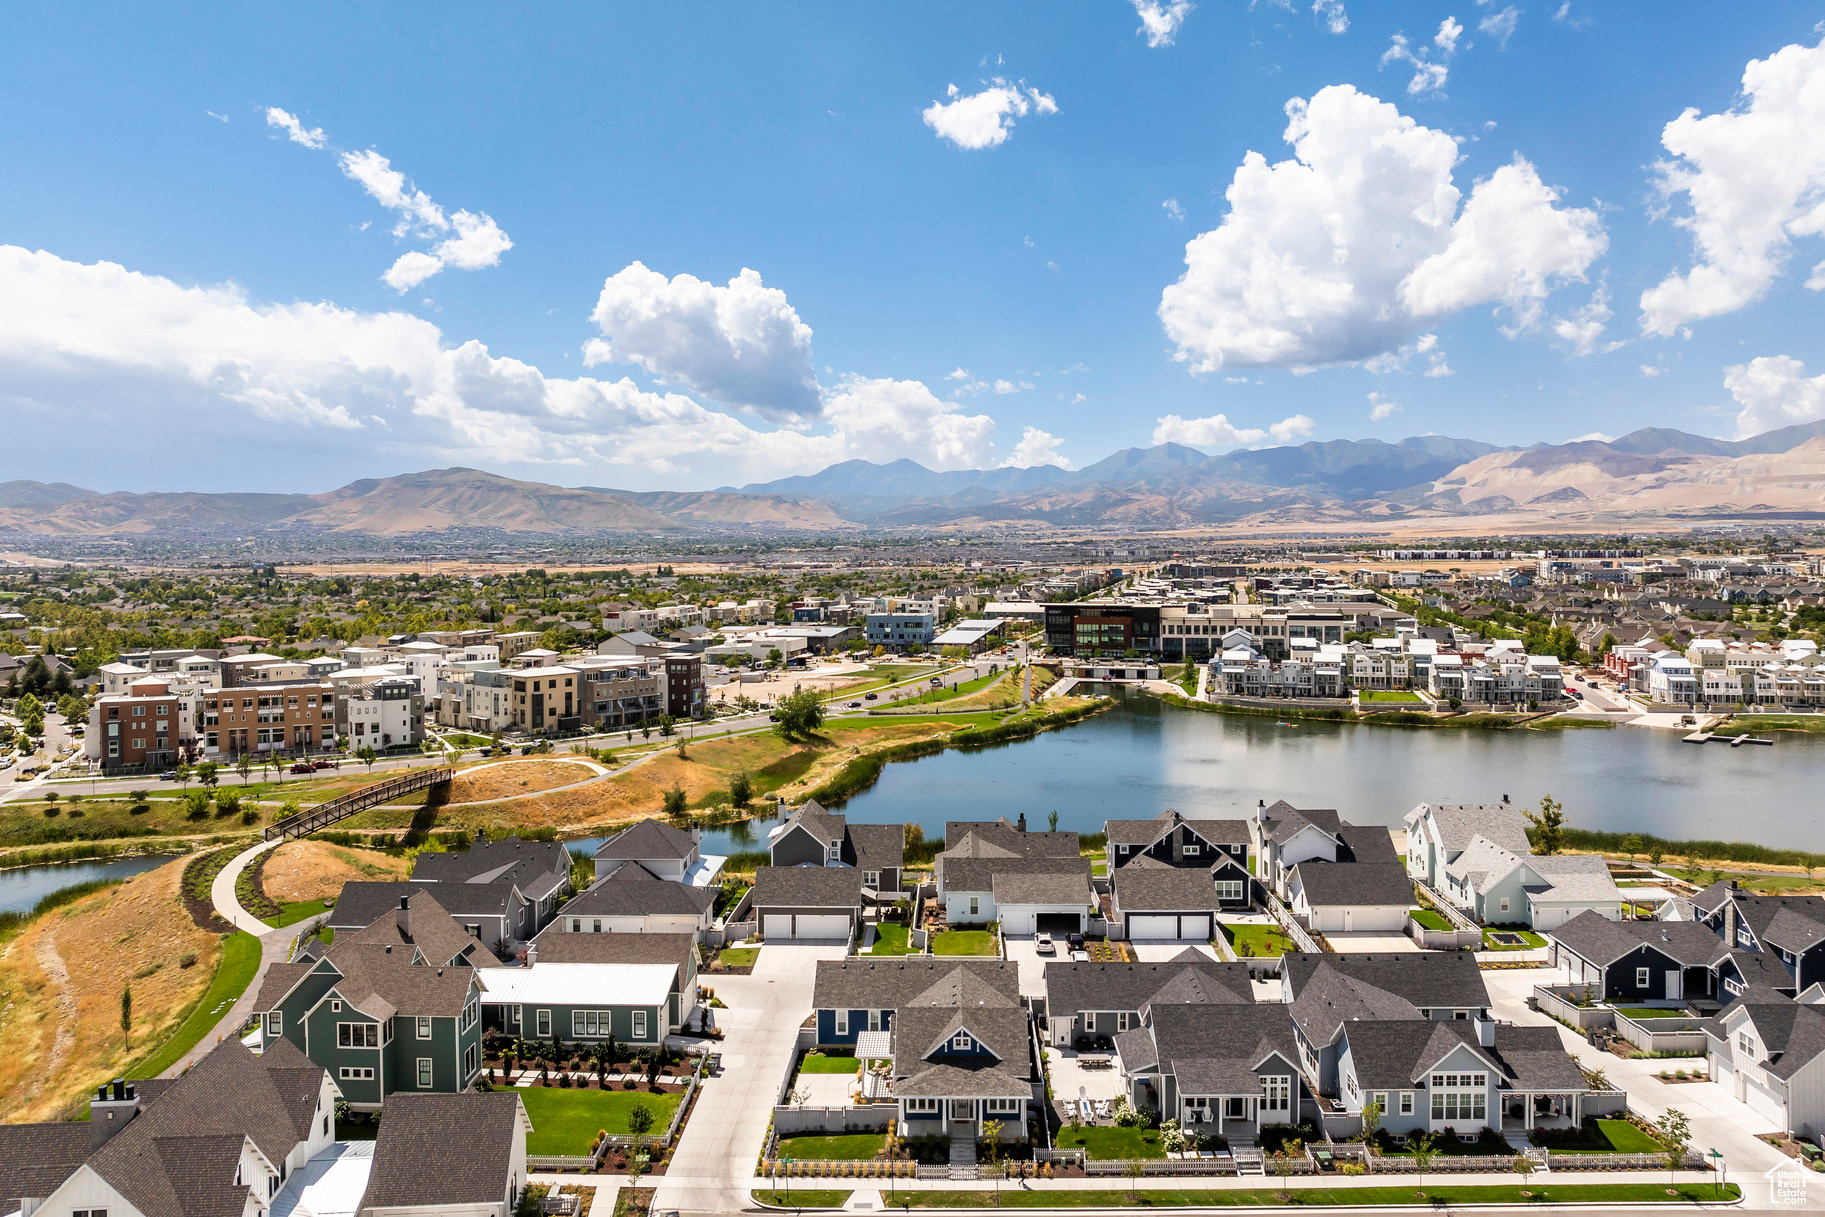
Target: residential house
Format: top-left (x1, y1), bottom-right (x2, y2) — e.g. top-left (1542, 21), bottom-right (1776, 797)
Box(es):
top-left (1109, 866), bottom-right (1230, 941)
top-left (355, 1092), bottom-right (531, 1217)
top-left (768, 799), bottom-right (906, 897)
top-left (329, 881), bottom-right (535, 957)
top-left (0, 1040), bottom-right (338, 1217)
top-left (1706, 997), bottom-right (1825, 1136)
top-left (528, 931), bottom-right (701, 1033)
top-left (338, 889), bottom-right (503, 969)
top-left (1694, 886), bottom-right (1825, 993)
top-left (1104, 809), bottom-right (1250, 878)
top-left (1115, 1001), bottom-right (1303, 1137)
top-left (810, 958), bottom-right (1034, 1143)
top-left (594, 817), bottom-right (727, 887)
top-left (935, 817), bottom-right (1091, 933)
top-left (549, 864), bottom-right (717, 937)
top-left (752, 865), bottom-right (865, 940)
top-left (1403, 800), bottom-right (1529, 891)
top-left (1442, 839), bottom-right (1622, 931)
top-left (1042, 954), bottom-right (1255, 1048)
top-left (412, 832), bottom-right (572, 938)
top-left (251, 942), bottom-right (483, 1111)
top-left (1247, 800), bottom-right (1412, 933)
top-left (1549, 910), bottom-right (1725, 1004)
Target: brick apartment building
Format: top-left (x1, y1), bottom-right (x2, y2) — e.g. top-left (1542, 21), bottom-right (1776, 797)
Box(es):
top-left (86, 678), bottom-right (193, 773)
top-left (201, 681), bottom-right (338, 757)
top-left (664, 655), bottom-right (705, 719)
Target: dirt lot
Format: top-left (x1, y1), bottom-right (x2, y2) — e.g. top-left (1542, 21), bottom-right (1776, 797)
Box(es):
top-left (446, 759), bottom-right (598, 803)
top-left (262, 839), bottom-right (414, 904)
top-left (0, 858), bottom-right (219, 1122)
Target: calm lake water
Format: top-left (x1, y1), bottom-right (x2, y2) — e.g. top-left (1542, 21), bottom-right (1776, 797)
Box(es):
top-left (568, 689), bottom-right (1825, 855)
top-left (0, 852), bottom-right (181, 915)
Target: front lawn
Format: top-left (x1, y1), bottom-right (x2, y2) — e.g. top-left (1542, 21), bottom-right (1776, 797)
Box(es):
top-left (775, 1132), bottom-right (887, 1160)
top-left (1616, 1005), bottom-right (1695, 1020)
top-left (867, 922), bottom-right (916, 955)
top-left (1218, 921), bottom-right (1293, 957)
top-left (1359, 690), bottom-right (1423, 704)
top-left (1481, 927), bottom-right (1547, 950)
top-left (717, 946), bottom-right (761, 968)
top-left (1410, 909), bottom-right (1452, 931)
top-left (895, 1184), bottom-right (1740, 1207)
top-left (798, 1051), bottom-right (860, 1074)
top-left (265, 898), bottom-right (334, 928)
top-left (517, 1085), bottom-right (683, 1154)
top-left (932, 930), bottom-right (998, 956)
top-left (1535, 1118), bottom-right (1663, 1154)
top-left (1055, 1124), bottom-right (1165, 1159)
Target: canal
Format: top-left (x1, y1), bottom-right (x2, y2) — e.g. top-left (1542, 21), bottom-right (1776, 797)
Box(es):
top-left (0, 851), bottom-right (183, 915)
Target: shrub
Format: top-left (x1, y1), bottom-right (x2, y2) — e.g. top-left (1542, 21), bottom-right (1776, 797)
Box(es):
top-left (179, 952), bottom-right (197, 968)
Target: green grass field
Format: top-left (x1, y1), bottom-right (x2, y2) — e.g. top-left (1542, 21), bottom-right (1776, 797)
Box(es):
top-left (798, 1051), bottom-right (860, 1074)
top-left (1358, 690), bottom-right (1423, 704)
top-left (866, 923), bottom-right (916, 955)
top-left (1056, 1125), bottom-right (1164, 1159)
top-left (127, 930), bottom-right (262, 1081)
top-left (717, 946), bottom-right (760, 968)
top-left (932, 930), bottom-right (998, 956)
top-left (1481, 927), bottom-right (1548, 950)
top-left (1534, 1119), bottom-right (1663, 1154)
top-left (517, 1085), bottom-right (682, 1153)
top-left (752, 1191), bottom-right (853, 1209)
top-left (1410, 909), bottom-right (1452, 931)
top-left (774, 1132), bottom-right (886, 1160)
top-left (1218, 921), bottom-right (1293, 957)
top-left (897, 1183), bottom-right (1739, 1207)
top-left (1615, 1006), bottom-right (1695, 1020)
top-left (264, 898), bottom-right (334, 928)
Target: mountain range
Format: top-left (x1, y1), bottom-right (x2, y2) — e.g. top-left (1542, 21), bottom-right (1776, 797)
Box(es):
top-left (3, 422), bottom-right (1824, 539)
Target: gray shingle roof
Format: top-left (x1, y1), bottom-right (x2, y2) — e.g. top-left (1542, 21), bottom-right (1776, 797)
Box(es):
top-left (1259, 801), bottom-right (1341, 846)
top-left (1043, 959), bottom-right (1254, 1020)
top-left (1284, 953), bottom-right (1488, 1044)
top-left (1739, 896), bottom-right (1825, 953)
top-left (0, 1123), bottom-right (95, 1209)
top-left (942, 855), bottom-right (1093, 895)
top-left (343, 888), bottom-right (502, 968)
top-left (812, 958), bottom-right (1019, 1012)
top-left (559, 867), bottom-right (715, 918)
top-left (533, 931), bottom-right (696, 970)
top-left (1550, 909), bottom-right (1725, 969)
top-left (1406, 802), bottom-right (1530, 854)
top-left (295, 942), bottom-right (477, 1019)
top-left (991, 870), bottom-right (1093, 906)
top-left (1114, 867), bottom-right (1223, 913)
top-left (330, 880), bottom-right (518, 928)
top-left (1142, 1003), bottom-right (1299, 1096)
top-left (360, 1092), bottom-right (525, 1208)
top-left (411, 835), bottom-right (569, 891)
top-left (753, 865), bottom-right (865, 909)
top-left (594, 818), bottom-right (699, 862)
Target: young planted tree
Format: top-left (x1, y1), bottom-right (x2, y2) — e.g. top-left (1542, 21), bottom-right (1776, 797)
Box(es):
top-left (1526, 794), bottom-right (1566, 855)
top-left (1657, 1107), bottom-right (1691, 1185)
top-left (121, 984), bottom-right (132, 1050)
top-left (625, 1100), bottom-right (656, 1138)
top-left (356, 744), bottom-right (379, 772)
top-left (1408, 1132), bottom-right (1438, 1193)
top-left (729, 769), bottom-right (754, 808)
top-left (236, 752), bottom-right (255, 784)
top-left (662, 784), bottom-right (688, 818)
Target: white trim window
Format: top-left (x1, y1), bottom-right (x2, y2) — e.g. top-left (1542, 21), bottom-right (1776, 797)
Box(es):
top-left (1399, 1092), bottom-right (1414, 1115)
top-left (985, 1098), bottom-right (1023, 1114)
top-left (417, 1058), bottom-right (434, 1088)
top-left (1636, 967), bottom-right (1651, 988)
top-left (863, 871), bottom-right (880, 888)
top-left (338, 1066), bottom-right (375, 1081)
top-left (1215, 879), bottom-right (1244, 902)
top-left (536, 1009), bottom-right (552, 1037)
top-left (265, 1012), bottom-right (283, 1037)
top-left (337, 1022), bottom-right (379, 1048)
top-left (1428, 1073), bottom-right (1487, 1124)
top-left (633, 1010), bottom-right (649, 1040)
top-left (951, 1032), bottom-right (972, 1051)
top-left (836, 1009), bottom-right (849, 1036)
top-left (904, 1098), bottom-right (940, 1114)
top-left (573, 1010), bottom-right (614, 1037)
top-left (1183, 844), bottom-right (1201, 857)
top-left (417, 1015), bottom-right (432, 1039)
top-left (1261, 1074), bottom-right (1291, 1113)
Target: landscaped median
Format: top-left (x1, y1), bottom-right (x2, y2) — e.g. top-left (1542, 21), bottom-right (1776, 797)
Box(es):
top-left (884, 1183), bottom-right (1740, 1207)
top-left (751, 1190), bottom-right (854, 1209)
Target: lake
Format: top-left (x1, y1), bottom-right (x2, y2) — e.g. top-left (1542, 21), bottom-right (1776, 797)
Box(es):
top-left (0, 852), bottom-right (181, 915)
top-left (575, 689), bottom-right (1825, 855)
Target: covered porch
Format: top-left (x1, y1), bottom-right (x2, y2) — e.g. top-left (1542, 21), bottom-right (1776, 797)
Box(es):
top-left (1499, 1088), bottom-right (1583, 1132)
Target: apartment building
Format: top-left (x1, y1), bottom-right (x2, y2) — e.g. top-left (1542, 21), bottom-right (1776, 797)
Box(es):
top-left (217, 652), bottom-right (310, 687)
top-left (864, 612), bottom-right (935, 651)
top-left (201, 680), bottom-right (338, 757)
top-left (510, 666), bottom-right (579, 734)
top-left (663, 654), bottom-right (706, 719)
top-left (86, 678), bottom-right (194, 772)
top-left (496, 630), bottom-right (544, 662)
top-left (341, 674), bottom-right (424, 751)
top-left (570, 655), bottom-right (663, 729)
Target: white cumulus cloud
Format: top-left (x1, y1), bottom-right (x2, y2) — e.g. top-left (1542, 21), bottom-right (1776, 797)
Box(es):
top-left (1479, 5), bottom-right (1520, 46)
top-left (264, 107), bottom-right (324, 149)
top-left (1368, 390), bottom-right (1402, 421)
top-left (1151, 412), bottom-right (1314, 448)
top-left (1132, 0), bottom-right (1193, 47)
top-left (1311, 0), bottom-right (1348, 34)
top-left (1001, 426), bottom-right (1075, 469)
top-left (819, 375), bottom-right (997, 469)
top-left (922, 79), bottom-right (1057, 150)
top-left (1639, 36), bottom-right (1825, 336)
top-left (1381, 33), bottom-right (1449, 97)
top-left (1724, 355), bottom-right (1825, 438)
top-left (1158, 84), bottom-right (1604, 372)
top-left (1363, 332), bottom-right (1452, 377)
top-left (1552, 286), bottom-right (1619, 356)
top-left (582, 262), bottom-right (819, 422)
top-left (1436, 16), bottom-right (1464, 54)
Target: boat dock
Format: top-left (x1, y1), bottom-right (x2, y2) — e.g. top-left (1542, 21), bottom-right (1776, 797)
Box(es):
top-left (1683, 731), bottom-right (1713, 743)
top-left (1684, 730), bottom-right (1775, 746)
top-left (1730, 735), bottom-right (1774, 747)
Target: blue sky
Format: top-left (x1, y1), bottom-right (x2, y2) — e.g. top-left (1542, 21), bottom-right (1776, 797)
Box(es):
top-left (4, 2), bottom-right (1825, 493)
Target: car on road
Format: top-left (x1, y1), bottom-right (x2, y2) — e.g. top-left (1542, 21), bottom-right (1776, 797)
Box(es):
top-left (847, 701), bottom-right (863, 709)
top-left (930, 676), bottom-right (942, 686)
top-left (1035, 932), bottom-right (1055, 955)
top-left (290, 762), bottom-right (315, 774)
top-left (313, 759), bottom-right (334, 769)
top-left (864, 692), bottom-right (878, 700)
top-left (1066, 931), bottom-right (1086, 953)
top-left (159, 769), bottom-right (178, 781)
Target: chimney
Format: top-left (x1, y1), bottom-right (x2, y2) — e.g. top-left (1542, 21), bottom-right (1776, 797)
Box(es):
top-left (1474, 1015), bottom-right (1497, 1048)
top-left (1501, 794), bottom-right (1510, 804)
top-left (1016, 812), bottom-right (1027, 834)
top-left (90, 1079), bottom-right (140, 1149)
top-left (398, 894), bottom-right (412, 940)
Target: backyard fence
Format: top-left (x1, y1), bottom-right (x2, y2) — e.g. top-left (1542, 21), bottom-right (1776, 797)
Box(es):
top-left (771, 1105), bottom-right (893, 1134)
top-left (1612, 1012), bottom-right (1708, 1056)
top-left (1533, 985), bottom-right (1613, 1032)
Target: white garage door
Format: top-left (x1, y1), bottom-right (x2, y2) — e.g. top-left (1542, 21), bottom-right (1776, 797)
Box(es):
top-left (763, 913), bottom-right (794, 939)
top-left (1130, 914), bottom-right (1209, 940)
top-left (1744, 1076), bottom-right (1787, 1128)
top-left (794, 913), bottom-right (852, 941)
top-left (1001, 911), bottom-right (1035, 935)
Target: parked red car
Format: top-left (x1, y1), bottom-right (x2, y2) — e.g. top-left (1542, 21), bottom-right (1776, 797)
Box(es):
top-left (290, 762), bottom-right (315, 774)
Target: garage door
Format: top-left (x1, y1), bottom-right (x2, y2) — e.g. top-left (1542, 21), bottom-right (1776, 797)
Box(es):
top-left (1130, 914), bottom-right (1211, 940)
top-left (794, 913), bottom-right (852, 941)
top-left (763, 913), bottom-right (794, 939)
top-left (1001, 911), bottom-right (1035, 936)
top-left (1744, 1076), bottom-right (1787, 1128)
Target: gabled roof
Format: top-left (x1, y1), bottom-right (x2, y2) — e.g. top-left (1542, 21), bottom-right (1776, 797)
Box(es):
top-left (941, 855), bottom-right (1092, 895)
top-left (812, 958), bottom-right (1019, 1012)
top-left (1043, 958), bottom-right (1254, 1019)
top-left (1523, 855), bottom-right (1623, 906)
top-left (308, 942), bottom-right (476, 1019)
top-left (1291, 826), bottom-right (1413, 908)
top-left (343, 888), bottom-right (502, 969)
top-left (1259, 801), bottom-right (1342, 847)
top-left (1551, 909), bottom-right (1727, 968)
top-left (329, 880), bottom-right (519, 928)
top-left (533, 930), bottom-right (695, 970)
top-left (0, 1123), bottom-right (96, 1210)
top-left (1738, 896), bottom-right (1825, 954)
top-left (1114, 866), bottom-right (1225, 913)
top-left (1722, 1001), bottom-right (1825, 1081)
top-left (991, 870), bottom-right (1093, 907)
top-left (941, 820), bottom-right (1079, 861)
top-left (1107, 810), bottom-right (1251, 852)
top-left (593, 818), bottom-right (699, 863)
top-left (1283, 952), bottom-right (1489, 1039)
top-left (411, 835), bottom-right (569, 891)
top-left (1405, 802), bottom-right (1531, 854)
top-left (1129, 1003), bottom-right (1299, 1096)
top-left (753, 865), bottom-right (865, 909)
top-left (558, 866), bottom-right (716, 918)
top-left (360, 1093), bottom-right (527, 1210)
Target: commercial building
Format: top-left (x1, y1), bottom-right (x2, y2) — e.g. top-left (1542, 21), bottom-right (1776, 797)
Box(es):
top-left (200, 680), bottom-right (338, 757)
top-left (864, 612), bottom-right (935, 652)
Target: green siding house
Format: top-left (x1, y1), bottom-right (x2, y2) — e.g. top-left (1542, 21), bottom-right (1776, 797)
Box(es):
top-left (252, 941), bottom-right (483, 1112)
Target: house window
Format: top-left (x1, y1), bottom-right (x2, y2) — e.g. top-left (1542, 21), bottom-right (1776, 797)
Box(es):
top-left (951, 1032), bottom-right (972, 1051)
top-left (1262, 1075), bottom-right (1290, 1111)
top-left (1399, 1092), bottom-right (1414, 1115)
top-left (968, 897), bottom-right (980, 916)
top-left (1117, 1012), bottom-right (1133, 1032)
top-left (633, 1010), bottom-right (649, 1040)
top-left (417, 1016), bottom-right (432, 1039)
top-left (1636, 968), bottom-right (1651, 989)
top-left (593, 919), bottom-right (602, 933)
top-left (465, 924), bottom-right (481, 938)
top-left (417, 1058), bottom-right (434, 1088)
top-left (1428, 1074), bottom-right (1487, 1124)
top-left (536, 1009), bottom-right (552, 1037)
top-left (863, 871), bottom-right (880, 888)
top-left (1215, 880), bottom-right (1244, 902)
top-left (986, 1098), bottom-right (1023, 1114)
top-left (464, 1043), bottom-right (479, 1075)
top-left (905, 1098), bottom-right (940, 1114)
top-left (869, 1010), bottom-right (882, 1032)
top-left (337, 1066), bottom-right (375, 1081)
top-left (1738, 1031), bottom-right (1755, 1057)
top-left (1225, 1097), bottom-right (1247, 1118)
top-left (836, 1009), bottom-right (849, 1036)
top-left (1118, 844), bottom-right (1130, 855)
top-left (1498, 897), bottom-right (1510, 913)
top-left (337, 1023), bottom-right (379, 1048)
top-left (265, 1012), bottom-right (282, 1037)
top-left (1183, 844), bottom-right (1201, 857)
top-left (571, 919), bottom-right (582, 932)
top-left (1737, 925), bottom-right (1755, 948)
top-left (330, 1000), bottom-right (342, 1013)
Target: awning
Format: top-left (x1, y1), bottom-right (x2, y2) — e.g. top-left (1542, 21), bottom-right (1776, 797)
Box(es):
top-left (854, 1031), bottom-right (893, 1061)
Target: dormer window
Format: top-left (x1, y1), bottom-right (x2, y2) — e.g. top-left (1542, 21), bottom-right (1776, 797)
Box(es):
top-left (826, 841), bottom-right (841, 862)
top-left (952, 1032), bottom-right (972, 1051)
top-left (1737, 926), bottom-right (1755, 948)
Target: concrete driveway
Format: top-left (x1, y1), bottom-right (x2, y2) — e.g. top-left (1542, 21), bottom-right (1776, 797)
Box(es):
top-left (1130, 941), bottom-right (1220, 962)
top-left (1324, 931), bottom-right (1420, 953)
top-left (654, 941), bottom-right (846, 1216)
top-left (1001, 934), bottom-right (1054, 998)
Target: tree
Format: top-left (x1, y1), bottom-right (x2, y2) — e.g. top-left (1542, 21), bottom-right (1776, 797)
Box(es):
top-left (356, 745), bottom-right (379, 772)
top-left (265, 752), bottom-right (286, 783)
top-left (1046, 810), bottom-right (1060, 833)
top-left (1408, 1131), bottom-right (1438, 1192)
top-left (215, 790), bottom-right (242, 819)
top-left (1657, 1107), bottom-right (1691, 1185)
top-left (774, 689), bottom-right (825, 741)
top-left (1122, 1159), bottom-right (1146, 1204)
top-left (674, 737), bottom-right (688, 761)
top-left (729, 769), bottom-right (753, 808)
top-left (183, 789), bottom-right (211, 820)
top-left (658, 715), bottom-right (676, 738)
top-left (1526, 794), bottom-right (1566, 855)
top-left (1622, 833), bottom-right (1644, 860)
top-left (236, 752), bottom-right (254, 784)
top-left (625, 1100), bottom-right (656, 1138)
top-left (197, 761), bottom-right (219, 789)
top-left (174, 760), bottom-right (192, 790)
top-left (1359, 1098), bottom-right (1381, 1143)
top-left (120, 983), bottom-right (132, 1050)
top-left (662, 784), bottom-right (687, 818)
top-left (1512, 1152), bottom-right (1537, 1189)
